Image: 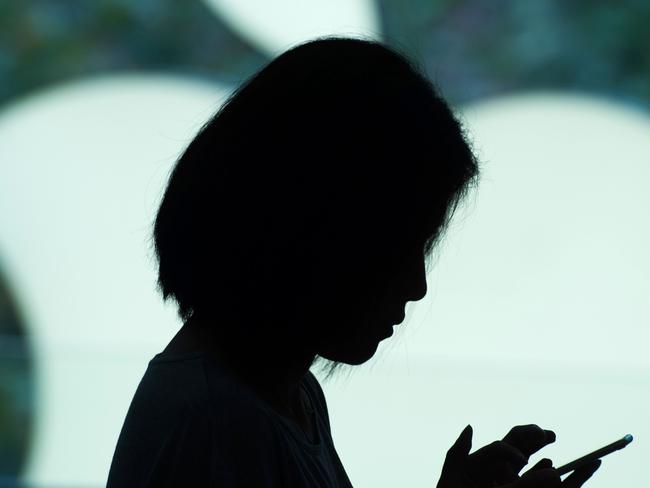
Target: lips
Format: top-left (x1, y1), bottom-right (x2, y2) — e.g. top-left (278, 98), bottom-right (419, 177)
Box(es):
top-left (393, 309), bottom-right (405, 324)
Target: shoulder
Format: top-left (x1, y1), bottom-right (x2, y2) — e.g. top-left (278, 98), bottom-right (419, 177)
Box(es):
top-left (115, 354), bottom-right (214, 450)
top-left (107, 356), bottom-right (214, 487)
top-left (135, 354), bottom-right (211, 414)
top-left (109, 353), bottom-right (290, 487)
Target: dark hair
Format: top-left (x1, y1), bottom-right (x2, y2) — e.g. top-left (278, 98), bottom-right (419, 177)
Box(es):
top-left (152, 36), bottom-right (479, 379)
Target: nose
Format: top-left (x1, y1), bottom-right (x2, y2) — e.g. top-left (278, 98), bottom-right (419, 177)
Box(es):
top-left (411, 279), bottom-right (427, 302)
top-left (407, 255), bottom-right (428, 302)
top-left (392, 255), bottom-right (428, 307)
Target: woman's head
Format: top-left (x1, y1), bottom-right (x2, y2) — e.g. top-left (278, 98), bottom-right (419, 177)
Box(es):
top-left (152, 36), bottom-right (479, 378)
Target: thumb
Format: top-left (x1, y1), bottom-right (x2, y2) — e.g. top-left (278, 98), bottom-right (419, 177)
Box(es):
top-left (445, 424), bottom-right (473, 465)
top-left (438, 425), bottom-right (473, 487)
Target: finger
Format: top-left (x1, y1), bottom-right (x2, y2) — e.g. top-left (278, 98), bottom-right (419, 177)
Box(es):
top-left (528, 458), bottom-right (553, 471)
top-left (509, 462), bottom-right (558, 488)
top-left (443, 425), bottom-right (473, 469)
top-left (439, 425), bottom-right (473, 485)
top-left (503, 425), bottom-right (556, 458)
top-left (471, 440), bottom-right (528, 466)
top-left (468, 440), bottom-right (528, 482)
top-left (560, 459), bottom-right (601, 488)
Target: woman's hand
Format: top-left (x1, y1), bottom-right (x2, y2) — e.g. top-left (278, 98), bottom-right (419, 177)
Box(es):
top-left (436, 425), bottom-right (601, 488)
top-left (466, 424), bottom-right (556, 486)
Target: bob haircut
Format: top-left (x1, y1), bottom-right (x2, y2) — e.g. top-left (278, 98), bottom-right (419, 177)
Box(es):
top-left (152, 36), bottom-right (479, 370)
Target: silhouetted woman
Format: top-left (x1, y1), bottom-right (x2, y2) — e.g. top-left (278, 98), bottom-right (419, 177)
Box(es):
top-left (106, 37), bottom-right (601, 487)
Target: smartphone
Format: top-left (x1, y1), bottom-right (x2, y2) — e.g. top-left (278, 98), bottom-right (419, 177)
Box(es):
top-left (556, 434), bottom-right (633, 476)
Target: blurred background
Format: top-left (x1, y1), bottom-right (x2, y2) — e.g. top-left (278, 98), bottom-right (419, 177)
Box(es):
top-left (1, 1), bottom-right (649, 487)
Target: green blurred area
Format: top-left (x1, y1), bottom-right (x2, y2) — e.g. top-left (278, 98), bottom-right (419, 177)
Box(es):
top-left (0, 1), bottom-right (648, 109)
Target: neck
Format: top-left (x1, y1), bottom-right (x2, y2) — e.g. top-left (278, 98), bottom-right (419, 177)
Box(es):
top-left (187, 312), bottom-right (316, 421)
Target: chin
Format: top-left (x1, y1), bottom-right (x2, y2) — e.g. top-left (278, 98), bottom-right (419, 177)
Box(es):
top-left (319, 353), bottom-right (374, 366)
top-left (317, 339), bottom-right (380, 366)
